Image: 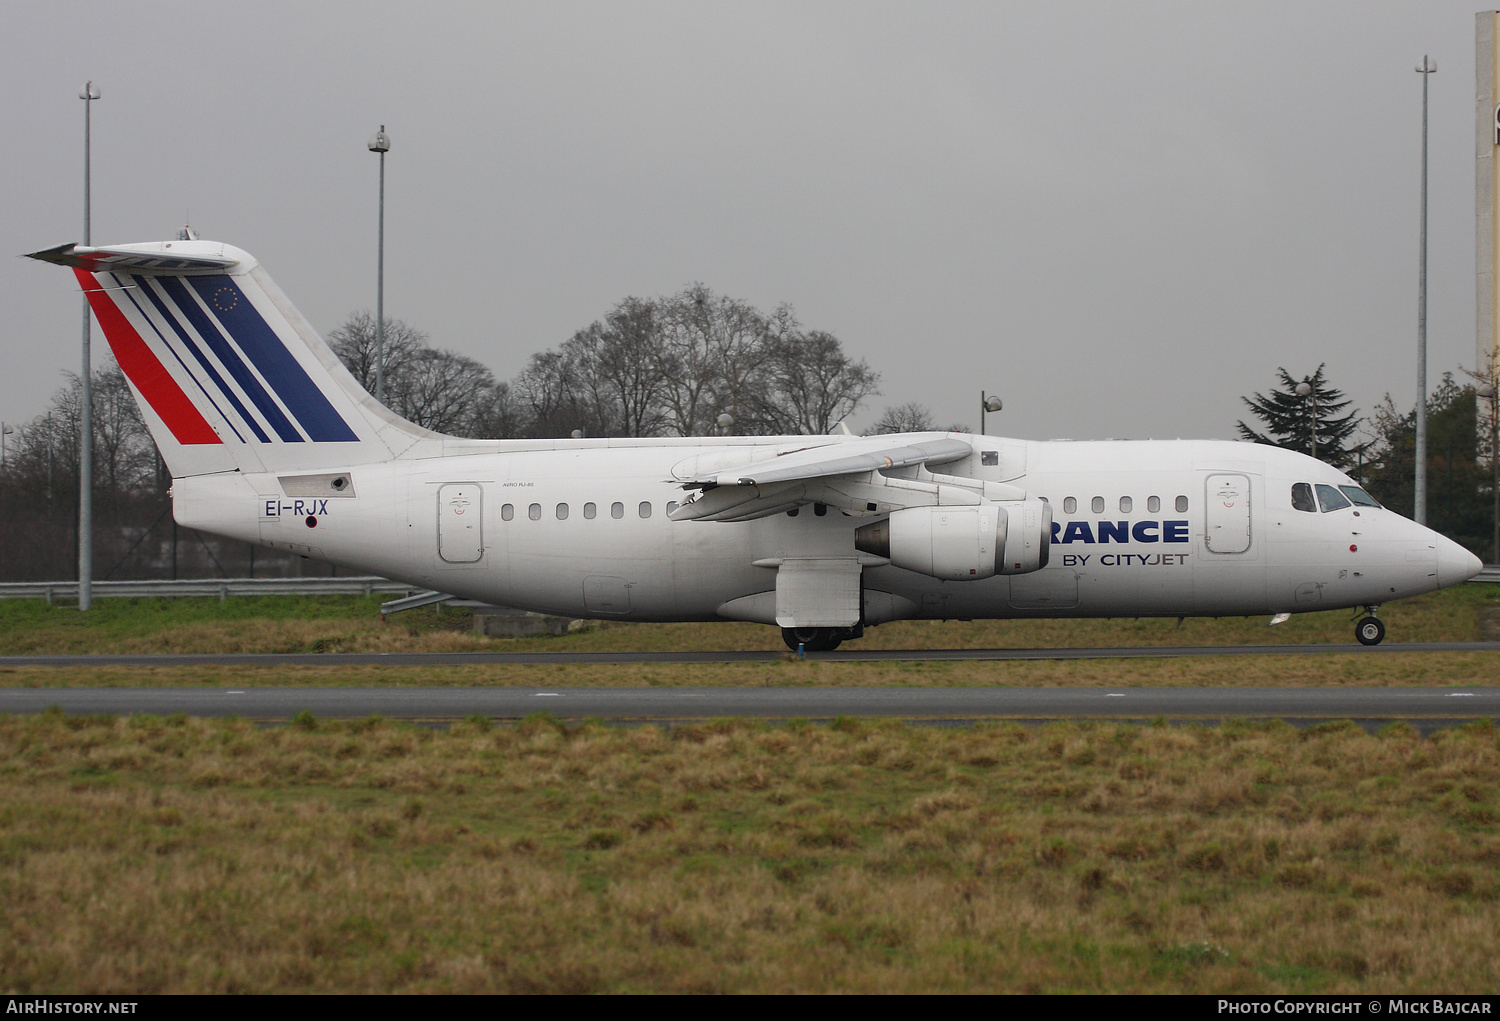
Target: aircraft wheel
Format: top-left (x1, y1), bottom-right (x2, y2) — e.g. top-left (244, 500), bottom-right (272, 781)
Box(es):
top-left (1355, 617), bottom-right (1385, 646)
top-left (782, 627), bottom-right (843, 652)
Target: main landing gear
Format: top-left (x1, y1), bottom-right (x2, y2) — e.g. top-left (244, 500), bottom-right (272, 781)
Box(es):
top-left (781, 626), bottom-right (861, 653)
top-left (1355, 606), bottom-right (1385, 647)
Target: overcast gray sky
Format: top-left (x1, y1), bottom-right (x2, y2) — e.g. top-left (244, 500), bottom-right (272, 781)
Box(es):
top-left (0, 1), bottom-right (1485, 442)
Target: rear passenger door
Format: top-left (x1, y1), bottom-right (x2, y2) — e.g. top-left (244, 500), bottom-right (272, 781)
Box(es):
top-left (437, 483), bottom-right (484, 563)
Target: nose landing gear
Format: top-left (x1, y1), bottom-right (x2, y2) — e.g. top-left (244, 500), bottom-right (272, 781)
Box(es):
top-left (1354, 607), bottom-right (1385, 646)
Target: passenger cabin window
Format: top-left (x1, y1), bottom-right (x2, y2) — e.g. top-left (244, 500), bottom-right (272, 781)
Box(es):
top-left (981, 451), bottom-right (998, 466)
top-left (1147, 496), bottom-right (1160, 513)
top-left (666, 501), bottom-right (679, 516)
top-left (1291, 483), bottom-right (1317, 513)
top-left (1119, 496), bottom-right (1132, 513)
top-left (501, 503), bottom-right (514, 521)
top-left (556, 503), bottom-right (569, 520)
top-left (1339, 486), bottom-right (1381, 508)
top-left (1315, 484), bottom-right (1351, 512)
top-left (1063, 497), bottom-right (1077, 514)
top-left (611, 502), bottom-right (624, 519)
top-left (1175, 495), bottom-right (1189, 513)
top-left (1091, 496), bottom-right (1105, 514)
top-left (528, 503), bottom-right (541, 521)
top-left (638, 501), bottom-right (653, 519)
top-left (583, 502), bottom-right (597, 519)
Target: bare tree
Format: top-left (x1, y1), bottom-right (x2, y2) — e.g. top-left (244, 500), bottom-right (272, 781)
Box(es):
top-left (327, 291), bottom-right (882, 442)
top-left (512, 348), bottom-right (587, 438)
top-left (91, 365), bottom-right (156, 494)
top-left (467, 379), bottom-right (529, 440)
top-left (330, 311), bottom-right (512, 437)
top-left (758, 329), bottom-right (880, 435)
top-left (652, 287), bottom-right (727, 437)
top-left (327, 311), bottom-right (427, 398)
top-left (692, 285), bottom-right (777, 432)
top-left (6, 364), bottom-right (154, 500)
top-left (1, 361), bottom-right (175, 581)
top-left (866, 401), bottom-right (937, 435)
top-left (584, 298), bottom-right (671, 437)
top-left (395, 348), bottom-right (501, 434)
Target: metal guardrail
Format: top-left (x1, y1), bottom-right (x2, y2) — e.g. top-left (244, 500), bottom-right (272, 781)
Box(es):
top-left (1476, 565), bottom-right (1500, 583)
top-left (380, 589), bottom-right (454, 615)
top-left (0, 577), bottom-right (423, 602)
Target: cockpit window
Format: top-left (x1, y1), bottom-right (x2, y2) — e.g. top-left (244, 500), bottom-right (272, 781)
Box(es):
top-left (1315, 484), bottom-right (1351, 512)
top-left (1291, 483), bottom-right (1316, 513)
top-left (1338, 485), bottom-right (1381, 508)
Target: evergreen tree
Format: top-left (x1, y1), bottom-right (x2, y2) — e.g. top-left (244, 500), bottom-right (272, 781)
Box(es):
top-left (1237, 364), bottom-right (1360, 469)
top-left (1363, 373), bottom-right (1490, 555)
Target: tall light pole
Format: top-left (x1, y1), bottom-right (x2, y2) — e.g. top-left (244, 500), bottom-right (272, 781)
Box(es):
top-left (980, 391), bottom-right (1002, 435)
top-left (79, 81), bottom-right (99, 611)
top-left (368, 125), bottom-right (391, 404)
top-left (1415, 55), bottom-right (1436, 525)
top-left (1295, 381), bottom-right (1317, 460)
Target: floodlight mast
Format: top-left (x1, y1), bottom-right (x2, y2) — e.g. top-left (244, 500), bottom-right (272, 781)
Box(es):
top-left (1294, 380), bottom-right (1316, 460)
top-left (980, 391), bottom-right (1002, 435)
top-left (368, 126), bottom-right (391, 404)
top-left (78, 81), bottom-right (100, 611)
top-left (1415, 55), bottom-right (1437, 524)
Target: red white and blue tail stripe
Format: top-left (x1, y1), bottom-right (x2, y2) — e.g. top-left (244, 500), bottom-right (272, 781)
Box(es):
top-left (28, 240), bottom-right (423, 477)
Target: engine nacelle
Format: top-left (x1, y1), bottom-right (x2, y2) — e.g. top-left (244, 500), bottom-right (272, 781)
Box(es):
top-left (993, 497), bottom-right (1052, 574)
top-left (855, 499), bottom-right (1051, 581)
top-left (861, 505), bottom-right (1002, 580)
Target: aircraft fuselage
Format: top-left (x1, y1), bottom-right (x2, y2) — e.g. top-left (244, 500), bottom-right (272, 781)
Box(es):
top-left (175, 436), bottom-right (1470, 627)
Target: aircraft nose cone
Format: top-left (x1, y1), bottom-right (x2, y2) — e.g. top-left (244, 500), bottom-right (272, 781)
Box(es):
top-left (1436, 538), bottom-right (1484, 589)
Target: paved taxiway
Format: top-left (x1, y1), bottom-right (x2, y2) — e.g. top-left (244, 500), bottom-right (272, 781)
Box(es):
top-left (2, 686), bottom-right (1495, 726)
top-left (3, 641), bottom-right (1499, 669)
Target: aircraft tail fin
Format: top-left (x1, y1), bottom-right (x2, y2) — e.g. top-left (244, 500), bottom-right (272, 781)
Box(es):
top-left (26, 240), bottom-right (434, 477)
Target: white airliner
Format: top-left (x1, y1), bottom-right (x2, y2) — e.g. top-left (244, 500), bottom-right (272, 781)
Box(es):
top-left (28, 239), bottom-right (1484, 650)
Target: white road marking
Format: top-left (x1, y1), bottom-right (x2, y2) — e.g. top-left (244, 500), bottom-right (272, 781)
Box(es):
top-left (1106, 693), bottom-right (1126, 697)
top-left (226, 691), bottom-right (245, 695)
top-left (1446, 693), bottom-right (1475, 697)
top-left (534, 692), bottom-right (561, 697)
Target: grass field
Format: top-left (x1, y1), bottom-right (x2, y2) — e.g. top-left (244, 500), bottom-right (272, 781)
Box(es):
top-left (0, 582), bottom-right (1496, 657)
top-left (2, 587), bottom-right (1496, 993)
top-left (2, 711), bottom-right (1497, 993)
top-left (1, 584), bottom-right (1496, 692)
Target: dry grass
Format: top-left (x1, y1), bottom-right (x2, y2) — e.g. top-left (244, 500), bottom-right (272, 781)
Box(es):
top-left (1, 584), bottom-right (1495, 657)
top-left (1, 711), bottom-right (1497, 993)
top-left (0, 650), bottom-right (1497, 691)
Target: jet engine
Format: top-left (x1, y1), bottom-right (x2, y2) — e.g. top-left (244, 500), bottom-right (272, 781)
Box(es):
top-left (854, 499), bottom-right (1050, 580)
top-left (997, 497), bottom-right (1051, 574)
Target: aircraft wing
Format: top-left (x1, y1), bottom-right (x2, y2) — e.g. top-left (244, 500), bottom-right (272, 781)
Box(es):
top-left (681, 434), bottom-right (972, 489)
top-left (25, 242), bottom-right (239, 275)
top-left (672, 434), bottom-right (974, 522)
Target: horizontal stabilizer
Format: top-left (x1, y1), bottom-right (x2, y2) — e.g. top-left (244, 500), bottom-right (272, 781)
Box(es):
top-left (26, 242), bottom-right (238, 275)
